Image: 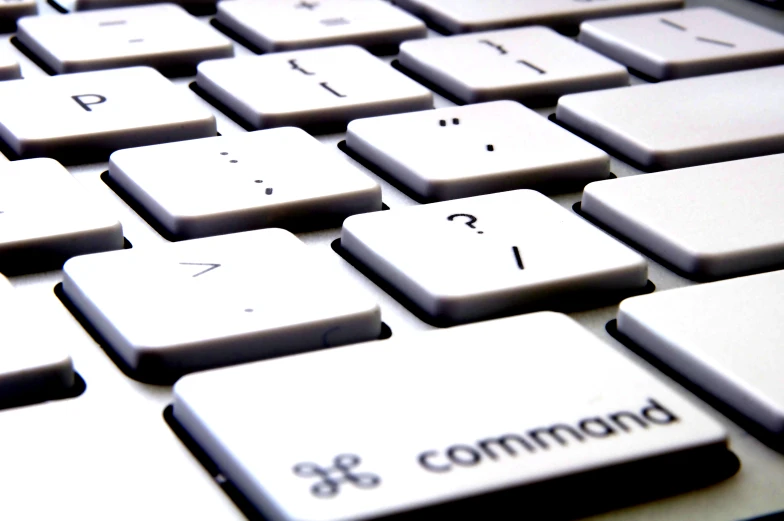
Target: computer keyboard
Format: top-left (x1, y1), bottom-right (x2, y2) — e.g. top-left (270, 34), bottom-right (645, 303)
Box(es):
top-left (1, 0), bottom-right (783, 520)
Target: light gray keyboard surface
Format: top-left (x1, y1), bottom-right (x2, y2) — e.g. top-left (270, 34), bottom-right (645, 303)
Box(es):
top-left (1, 0), bottom-right (784, 519)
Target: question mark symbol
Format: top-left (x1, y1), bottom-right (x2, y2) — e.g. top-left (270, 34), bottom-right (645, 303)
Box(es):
top-left (448, 214), bottom-right (483, 234)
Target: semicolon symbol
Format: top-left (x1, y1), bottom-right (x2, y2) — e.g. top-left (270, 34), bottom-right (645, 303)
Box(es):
top-left (180, 262), bottom-right (221, 277)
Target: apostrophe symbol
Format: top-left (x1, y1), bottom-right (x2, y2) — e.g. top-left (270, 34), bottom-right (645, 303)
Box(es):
top-left (448, 214), bottom-right (483, 234)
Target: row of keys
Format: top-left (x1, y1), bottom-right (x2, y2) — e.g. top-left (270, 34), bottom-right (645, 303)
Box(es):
top-left (398, 9), bottom-right (784, 105)
top-left (11, 4), bottom-right (782, 86)
top-left (60, 189), bottom-right (647, 379)
top-left (1, 52), bottom-right (781, 169)
top-left (3, 104), bottom-right (784, 273)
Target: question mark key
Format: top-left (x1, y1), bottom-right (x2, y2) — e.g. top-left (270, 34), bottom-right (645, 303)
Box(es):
top-left (342, 190), bottom-right (647, 325)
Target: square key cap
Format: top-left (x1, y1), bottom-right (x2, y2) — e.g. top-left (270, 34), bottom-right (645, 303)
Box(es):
top-left (618, 270), bottom-right (784, 435)
top-left (581, 154), bottom-right (784, 279)
top-left (556, 66), bottom-right (784, 169)
top-left (63, 229), bottom-right (381, 377)
top-left (215, 0), bottom-right (426, 52)
top-left (174, 312), bottom-right (729, 521)
top-left (579, 7), bottom-right (784, 80)
top-left (341, 190), bottom-right (647, 324)
top-left (17, 4), bottom-right (234, 75)
top-left (109, 128), bottom-right (381, 238)
top-left (0, 158), bottom-right (123, 270)
top-left (398, 26), bottom-right (629, 104)
top-left (0, 273), bottom-right (75, 400)
top-left (196, 45), bottom-right (433, 129)
top-left (0, 66), bottom-right (217, 161)
top-left (346, 101), bottom-right (609, 201)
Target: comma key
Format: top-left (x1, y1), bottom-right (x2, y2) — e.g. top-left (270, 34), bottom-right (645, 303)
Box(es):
top-left (173, 312), bottom-right (732, 521)
top-left (0, 67), bottom-right (216, 161)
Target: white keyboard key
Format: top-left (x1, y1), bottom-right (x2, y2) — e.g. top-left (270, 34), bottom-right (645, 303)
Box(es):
top-left (346, 101), bottom-right (609, 201)
top-left (174, 312), bottom-right (729, 521)
top-left (579, 8), bottom-right (784, 80)
top-left (17, 4), bottom-right (233, 75)
top-left (341, 190), bottom-right (647, 324)
top-left (69, 0), bottom-right (213, 11)
top-left (216, 0), bottom-right (426, 53)
top-left (0, 274), bottom-right (75, 399)
top-left (0, 0), bottom-right (36, 25)
top-left (196, 45), bottom-right (433, 129)
top-left (0, 158), bottom-right (123, 268)
top-left (399, 26), bottom-right (629, 103)
top-left (393, 0), bottom-right (683, 34)
top-left (0, 48), bottom-right (20, 81)
top-left (556, 65), bottom-right (784, 169)
top-left (109, 128), bottom-right (381, 238)
top-left (0, 67), bottom-right (216, 160)
top-left (63, 229), bottom-right (381, 375)
top-left (618, 270), bottom-right (784, 434)
top-left (582, 154), bottom-right (784, 279)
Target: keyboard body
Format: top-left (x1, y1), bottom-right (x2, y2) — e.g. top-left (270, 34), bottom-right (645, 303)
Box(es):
top-left (1, 0), bottom-right (783, 519)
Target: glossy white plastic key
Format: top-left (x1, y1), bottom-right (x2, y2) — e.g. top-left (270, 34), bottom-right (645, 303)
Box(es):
top-left (109, 128), bottom-right (381, 238)
top-left (346, 101), bottom-right (609, 201)
top-left (398, 26), bottom-right (629, 103)
top-left (63, 228), bottom-right (381, 374)
top-left (393, 0), bottom-right (683, 33)
top-left (341, 190), bottom-right (647, 323)
top-left (0, 0), bottom-right (36, 24)
top-left (0, 158), bottom-right (123, 262)
top-left (216, 0), bottom-right (426, 52)
top-left (196, 45), bottom-right (433, 129)
top-left (556, 65), bottom-right (784, 169)
top-left (174, 312), bottom-right (728, 521)
top-left (618, 270), bottom-right (784, 435)
top-left (579, 8), bottom-right (784, 80)
top-left (0, 67), bottom-right (217, 160)
top-left (0, 48), bottom-right (20, 81)
top-left (16, 4), bottom-right (234, 74)
top-left (65, 0), bottom-right (213, 10)
top-left (0, 274), bottom-right (75, 398)
top-left (582, 154), bottom-right (784, 279)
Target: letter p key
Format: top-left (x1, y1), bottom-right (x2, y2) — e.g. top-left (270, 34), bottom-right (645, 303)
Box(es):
top-left (72, 94), bottom-right (107, 112)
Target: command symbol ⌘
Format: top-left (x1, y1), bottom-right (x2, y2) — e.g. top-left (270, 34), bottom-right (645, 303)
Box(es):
top-left (293, 454), bottom-right (380, 498)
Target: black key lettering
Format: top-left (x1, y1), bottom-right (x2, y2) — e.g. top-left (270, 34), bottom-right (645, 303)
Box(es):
top-left (71, 94), bottom-right (107, 112)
